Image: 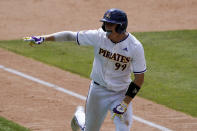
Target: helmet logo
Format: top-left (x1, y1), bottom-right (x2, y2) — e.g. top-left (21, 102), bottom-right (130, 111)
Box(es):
top-left (106, 12), bottom-right (111, 18)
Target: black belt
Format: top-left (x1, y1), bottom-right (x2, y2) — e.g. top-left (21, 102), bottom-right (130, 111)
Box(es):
top-left (94, 81), bottom-right (100, 85)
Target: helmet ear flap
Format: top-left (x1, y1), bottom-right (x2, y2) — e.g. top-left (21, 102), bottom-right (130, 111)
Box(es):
top-left (115, 23), bottom-right (127, 34)
top-left (115, 24), bottom-right (122, 34)
top-left (102, 23), bottom-right (106, 31)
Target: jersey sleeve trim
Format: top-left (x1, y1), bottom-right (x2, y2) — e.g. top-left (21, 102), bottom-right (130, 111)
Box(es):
top-left (133, 69), bottom-right (147, 74)
top-left (76, 32), bottom-right (80, 45)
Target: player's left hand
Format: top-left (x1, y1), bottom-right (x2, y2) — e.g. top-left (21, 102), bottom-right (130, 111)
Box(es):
top-left (112, 101), bottom-right (128, 120)
top-left (23, 36), bottom-right (45, 46)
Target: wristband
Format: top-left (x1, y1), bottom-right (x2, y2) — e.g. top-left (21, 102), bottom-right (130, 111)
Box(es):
top-left (125, 82), bottom-right (140, 98)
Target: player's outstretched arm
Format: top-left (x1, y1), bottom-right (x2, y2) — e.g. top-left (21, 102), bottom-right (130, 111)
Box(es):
top-left (43, 31), bottom-right (77, 42)
top-left (23, 31), bottom-right (77, 46)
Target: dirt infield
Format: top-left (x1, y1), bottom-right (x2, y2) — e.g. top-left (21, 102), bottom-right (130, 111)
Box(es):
top-left (0, 0), bottom-right (197, 131)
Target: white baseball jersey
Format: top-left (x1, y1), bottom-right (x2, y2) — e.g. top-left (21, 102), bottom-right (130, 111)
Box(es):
top-left (76, 28), bottom-right (146, 92)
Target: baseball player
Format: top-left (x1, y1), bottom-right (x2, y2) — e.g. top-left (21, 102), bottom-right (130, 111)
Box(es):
top-left (24, 8), bottom-right (146, 131)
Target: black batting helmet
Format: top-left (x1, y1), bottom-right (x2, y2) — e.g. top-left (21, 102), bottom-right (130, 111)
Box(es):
top-left (100, 8), bottom-right (128, 34)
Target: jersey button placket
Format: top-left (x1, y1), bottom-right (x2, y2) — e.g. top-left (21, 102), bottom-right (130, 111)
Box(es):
top-left (103, 44), bottom-right (117, 89)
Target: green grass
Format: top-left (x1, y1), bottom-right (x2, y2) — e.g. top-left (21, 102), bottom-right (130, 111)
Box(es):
top-left (0, 40), bottom-right (94, 78)
top-left (0, 117), bottom-right (30, 131)
top-left (133, 30), bottom-right (197, 116)
top-left (0, 30), bottom-right (196, 123)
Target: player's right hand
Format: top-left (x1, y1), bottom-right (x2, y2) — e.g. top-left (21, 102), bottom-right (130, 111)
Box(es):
top-left (23, 36), bottom-right (45, 46)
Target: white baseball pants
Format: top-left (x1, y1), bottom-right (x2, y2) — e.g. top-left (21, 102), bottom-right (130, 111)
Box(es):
top-left (84, 81), bottom-right (133, 131)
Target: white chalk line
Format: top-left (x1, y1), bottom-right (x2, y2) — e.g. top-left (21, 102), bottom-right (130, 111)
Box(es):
top-left (0, 65), bottom-right (171, 131)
